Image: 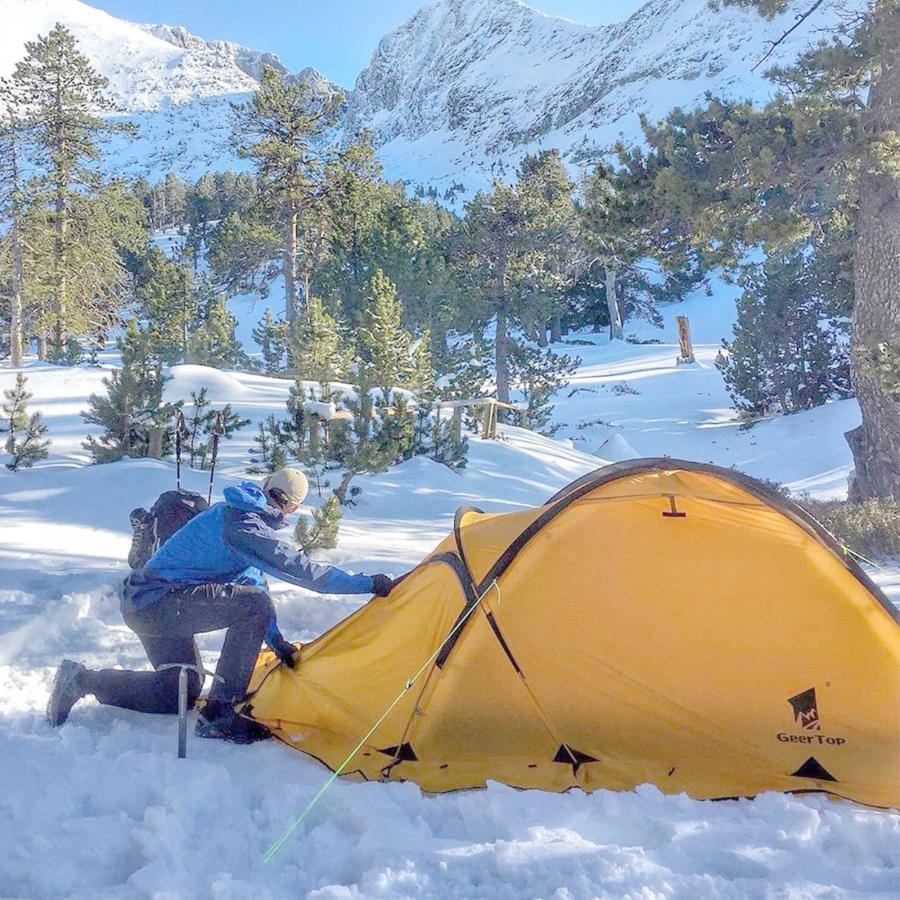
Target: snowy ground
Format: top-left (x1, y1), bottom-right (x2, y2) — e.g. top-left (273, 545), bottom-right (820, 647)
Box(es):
top-left (2, 288), bottom-right (899, 898)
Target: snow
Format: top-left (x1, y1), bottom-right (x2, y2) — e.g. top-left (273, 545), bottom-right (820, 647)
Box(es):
top-left (2, 279), bottom-right (899, 897)
top-left (544, 280), bottom-right (861, 499)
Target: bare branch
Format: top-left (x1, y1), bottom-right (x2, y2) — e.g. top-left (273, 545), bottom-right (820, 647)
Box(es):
top-left (752, 0), bottom-right (826, 72)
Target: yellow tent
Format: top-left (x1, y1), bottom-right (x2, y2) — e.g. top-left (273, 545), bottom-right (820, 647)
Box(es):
top-left (243, 460), bottom-right (900, 808)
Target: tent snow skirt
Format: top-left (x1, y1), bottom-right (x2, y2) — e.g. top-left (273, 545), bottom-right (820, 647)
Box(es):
top-left (243, 459), bottom-right (900, 808)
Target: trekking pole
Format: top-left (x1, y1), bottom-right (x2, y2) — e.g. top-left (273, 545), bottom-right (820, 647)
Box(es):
top-left (207, 412), bottom-right (224, 505)
top-left (158, 664), bottom-right (223, 759)
top-left (175, 410), bottom-right (184, 492)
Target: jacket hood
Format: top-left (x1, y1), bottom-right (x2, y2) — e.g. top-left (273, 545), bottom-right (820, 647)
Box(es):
top-left (223, 482), bottom-right (286, 528)
top-left (224, 482), bottom-right (268, 511)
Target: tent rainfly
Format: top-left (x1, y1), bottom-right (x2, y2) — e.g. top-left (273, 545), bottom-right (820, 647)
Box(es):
top-left (243, 460), bottom-right (900, 808)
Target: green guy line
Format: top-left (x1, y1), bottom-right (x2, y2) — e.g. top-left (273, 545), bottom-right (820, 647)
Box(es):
top-left (263, 580), bottom-right (498, 862)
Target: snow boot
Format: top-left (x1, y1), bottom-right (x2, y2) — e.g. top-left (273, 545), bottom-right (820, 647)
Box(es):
top-left (195, 700), bottom-right (271, 744)
top-left (128, 507), bottom-right (154, 569)
top-left (46, 659), bottom-right (89, 727)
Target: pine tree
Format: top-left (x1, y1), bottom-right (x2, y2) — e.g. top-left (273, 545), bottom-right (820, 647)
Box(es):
top-left (516, 151), bottom-right (579, 345)
top-left (718, 247), bottom-right (852, 415)
top-left (320, 134), bottom-right (386, 317)
top-left (289, 296), bottom-right (348, 396)
top-left (186, 172), bottom-right (218, 263)
top-left (195, 403), bottom-right (249, 470)
top-left (82, 320), bottom-right (171, 462)
top-left (357, 270), bottom-right (416, 395)
top-left (247, 415), bottom-right (287, 474)
top-left (182, 388), bottom-right (212, 467)
top-left (189, 292), bottom-right (248, 369)
top-left (329, 377), bottom-right (401, 505)
top-left (580, 165), bottom-right (628, 341)
top-left (253, 307), bottom-right (289, 374)
top-left (508, 342), bottom-right (579, 436)
top-left (441, 338), bottom-right (492, 431)
top-left (231, 66), bottom-right (343, 325)
top-left (11, 25), bottom-right (134, 358)
top-left (410, 331), bottom-right (434, 396)
top-left (0, 83), bottom-right (27, 368)
top-left (2, 374), bottom-right (49, 470)
top-left (631, 2), bottom-right (900, 497)
top-left (459, 180), bottom-right (528, 403)
top-left (132, 244), bottom-right (197, 364)
top-left (294, 495), bottom-right (342, 552)
top-left (427, 413), bottom-right (469, 470)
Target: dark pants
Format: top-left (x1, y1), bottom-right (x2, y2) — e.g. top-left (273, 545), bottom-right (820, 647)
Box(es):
top-left (88, 584), bottom-right (273, 714)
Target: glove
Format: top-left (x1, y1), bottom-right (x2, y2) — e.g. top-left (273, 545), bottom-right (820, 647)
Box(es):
top-left (270, 633), bottom-right (298, 669)
top-left (371, 574), bottom-right (394, 597)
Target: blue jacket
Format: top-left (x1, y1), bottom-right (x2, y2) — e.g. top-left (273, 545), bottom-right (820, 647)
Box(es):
top-left (124, 482), bottom-right (374, 644)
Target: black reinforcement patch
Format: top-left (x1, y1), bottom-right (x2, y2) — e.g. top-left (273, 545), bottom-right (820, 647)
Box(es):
top-left (790, 757), bottom-right (837, 782)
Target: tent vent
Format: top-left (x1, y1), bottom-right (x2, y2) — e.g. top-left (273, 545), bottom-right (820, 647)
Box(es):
top-left (378, 742), bottom-right (418, 762)
top-left (790, 757), bottom-right (837, 782)
top-left (553, 744), bottom-right (598, 774)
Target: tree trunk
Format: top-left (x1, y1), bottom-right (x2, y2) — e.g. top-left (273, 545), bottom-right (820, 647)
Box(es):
top-left (605, 265), bottom-right (623, 341)
top-left (9, 136), bottom-right (24, 368)
top-left (495, 248), bottom-right (510, 404)
top-left (847, 1), bottom-right (900, 500)
top-left (537, 320), bottom-right (548, 348)
top-left (53, 187), bottom-right (68, 357)
top-left (284, 208), bottom-right (299, 328)
top-left (496, 305), bottom-right (510, 404)
top-left (302, 266), bottom-right (311, 314)
top-left (36, 299), bottom-right (48, 361)
top-left (10, 230), bottom-right (23, 368)
top-left (334, 469), bottom-right (356, 505)
top-left (550, 306), bottom-right (562, 344)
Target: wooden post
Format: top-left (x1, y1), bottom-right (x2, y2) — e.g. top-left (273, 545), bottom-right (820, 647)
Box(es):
top-left (481, 401), bottom-right (498, 439)
top-left (676, 315), bottom-right (695, 365)
top-left (147, 427), bottom-right (164, 459)
top-left (451, 407), bottom-right (463, 447)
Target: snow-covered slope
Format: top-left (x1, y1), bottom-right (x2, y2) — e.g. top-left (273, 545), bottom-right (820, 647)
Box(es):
top-left (0, 0), bottom-right (341, 181)
top-left (346, 0), bottom-right (864, 195)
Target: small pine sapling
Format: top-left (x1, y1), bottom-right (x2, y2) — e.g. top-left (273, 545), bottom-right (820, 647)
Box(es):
top-left (82, 322), bottom-right (171, 462)
top-left (247, 415), bottom-right (287, 474)
top-left (198, 404), bottom-right (250, 470)
top-left (183, 388), bottom-right (212, 467)
top-left (3, 374), bottom-right (50, 470)
top-left (253, 307), bottom-right (289, 374)
top-left (294, 494), bottom-right (342, 553)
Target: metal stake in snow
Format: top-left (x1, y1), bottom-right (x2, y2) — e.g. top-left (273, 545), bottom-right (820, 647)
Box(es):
top-left (262, 580), bottom-right (500, 862)
top-left (158, 664), bottom-right (222, 759)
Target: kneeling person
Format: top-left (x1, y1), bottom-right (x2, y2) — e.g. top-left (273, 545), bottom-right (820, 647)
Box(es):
top-left (47, 468), bottom-right (393, 742)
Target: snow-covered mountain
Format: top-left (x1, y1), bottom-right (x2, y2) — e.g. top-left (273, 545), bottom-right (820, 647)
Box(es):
top-left (2, 0), bottom-right (864, 190)
top-left (0, 0), bottom-right (341, 180)
top-left (346, 0), bottom-right (863, 195)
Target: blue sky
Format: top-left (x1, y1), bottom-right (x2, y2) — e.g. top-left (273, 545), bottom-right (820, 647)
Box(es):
top-left (87, 1), bottom-right (646, 88)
